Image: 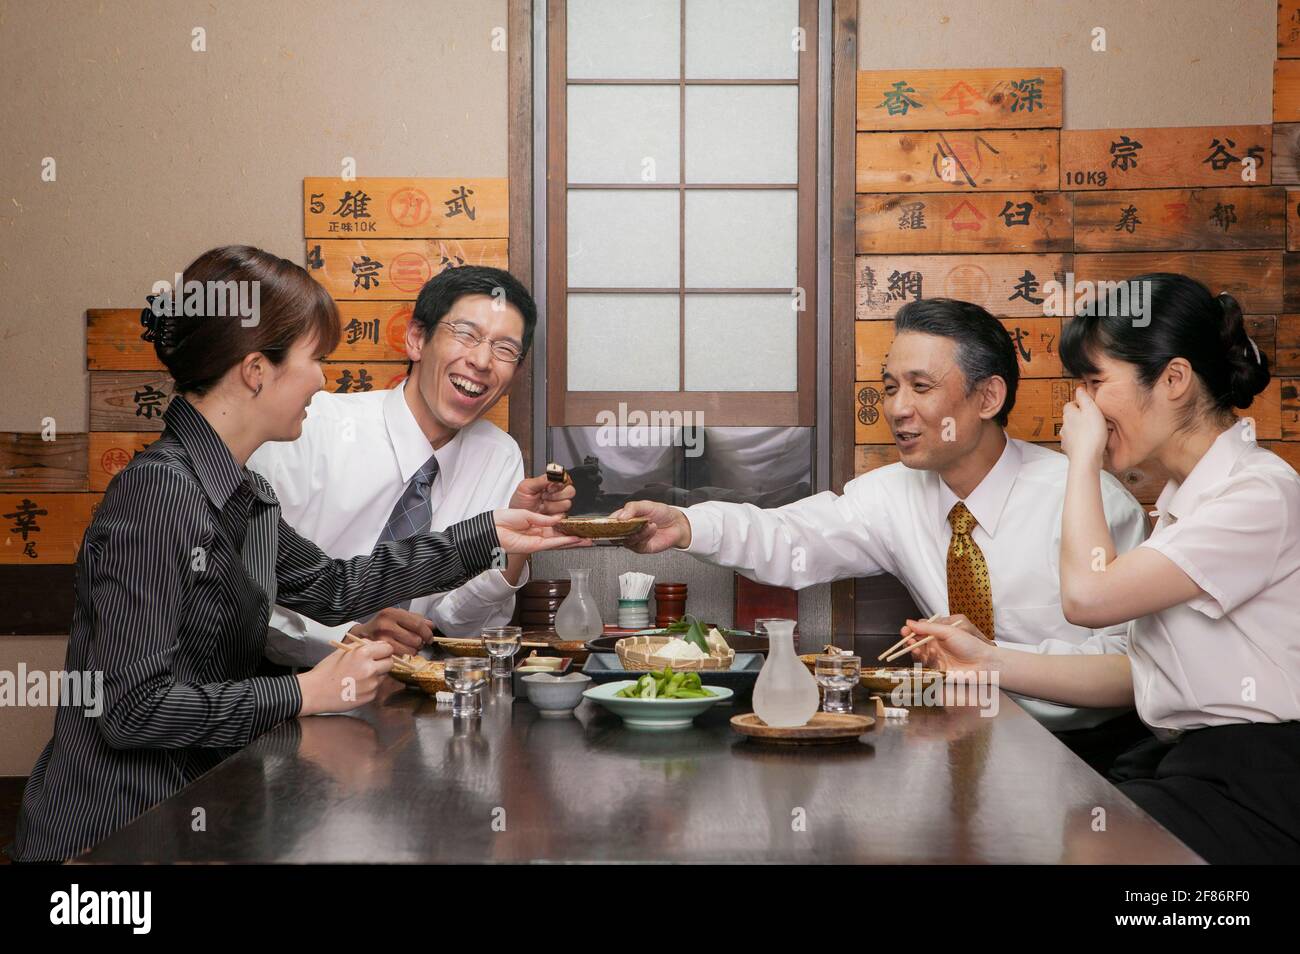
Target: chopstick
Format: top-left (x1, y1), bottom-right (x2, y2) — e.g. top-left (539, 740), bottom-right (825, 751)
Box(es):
top-left (883, 634), bottom-right (933, 663)
top-left (328, 631), bottom-right (369, 653)
top-left (332, 634), bottom-right (437, 672)
top-left (878, 613), bottom-right (942, 660)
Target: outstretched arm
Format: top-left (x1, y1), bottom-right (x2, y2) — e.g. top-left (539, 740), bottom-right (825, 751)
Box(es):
top-left (903, 617), bottom-right (1136, 709)
top-left (275, 510), bottom-right (587, 625)
top-left (613, 476), bottom-right (896, 589)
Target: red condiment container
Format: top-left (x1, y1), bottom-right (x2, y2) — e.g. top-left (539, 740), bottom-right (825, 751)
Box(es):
top-left (653, 582), bottom-right (687, 628)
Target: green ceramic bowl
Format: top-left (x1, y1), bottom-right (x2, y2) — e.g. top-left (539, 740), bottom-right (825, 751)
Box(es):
top-left (582, 680), bottom-right (734, 731)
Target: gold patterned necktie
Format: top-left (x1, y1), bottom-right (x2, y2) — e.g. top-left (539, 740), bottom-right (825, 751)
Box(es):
top-left (946, 501), bottom-right (994, 640)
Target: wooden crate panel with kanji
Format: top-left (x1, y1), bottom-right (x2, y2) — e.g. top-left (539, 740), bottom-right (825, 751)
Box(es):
top-left (334, 303), bottom-right (416, 362)
top-left (88, 305), bottom-right (419, 368)
top-left (856, 130), bottom-right (1059, 193)
top-left (1, 493), bottom-right (102, 565)
top-left (854, 444), bottom-right (901, 476)
top-left (1072, 251), bottom-right (1283, 314)
top-left (856, 192), bottom-right (1072, 254)
top-left (1275, 124), bottom-right (1300, 186)
top-left (88, 370), bottom-right (508, 438)
top-left (305, 240), bottom-right (508, 301)
top-left (1283, 1), bottom-right (1300, 57)
top-left (0, 433), bottom-right (88, 492)
top-left (88, 432), bottom-right (158, 492)
top-left (1278, 60), bottom-right (1300, 123)
top-left (87, 309), bottom-right (163, 371)
top-left (1240, 377), bottom-right (1282, 440)
top-left (1073, 187), bottom-right (1286, 252)
top-left (304, 178), bottom-right (508, 239)
top-left (1264, 441), bottom-right (1300, 472)
top-left (1288, 191), bottom-right (1300, 252)
top-left (1282, 379), bottom-right (1300, 440)
top-left (1006, 379), bottom-right (1075, 443)
top-left (1245, 316), bottom-right (1279, 368)
top-left (857, 68), bottom-right (1063, 131)
top-left (90, 372), bottom-right (175, 432)
top-left (1278, 315), bottom-right (1300, 374)
top-left (854, 321), bottom-right (895, 380)
top-left (322, 363), bottom-right (409, 396)
top-left (1060, 126), bottom-right (1271, 190)
top-left (856, 254), bottom-right (1070, 319)
top-left (854, 383), bottom-right (891, 443)
top-left (853, 316), bottom-right (1059, 379)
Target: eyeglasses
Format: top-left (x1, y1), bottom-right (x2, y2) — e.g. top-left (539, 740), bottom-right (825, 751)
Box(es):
top-left (438, 321), bottom-right (523, 364)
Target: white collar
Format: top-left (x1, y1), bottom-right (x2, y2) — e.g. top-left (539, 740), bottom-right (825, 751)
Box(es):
top-left (936, 434), bottom-right (1022, 537)
top-left (1152, 420), bottom-right (1255, 522)
top-left (382, 381), bottom-right (464, 484)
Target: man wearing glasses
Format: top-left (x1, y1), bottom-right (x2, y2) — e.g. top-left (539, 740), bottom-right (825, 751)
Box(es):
top-left (249, 266), bottom-right (572, 666)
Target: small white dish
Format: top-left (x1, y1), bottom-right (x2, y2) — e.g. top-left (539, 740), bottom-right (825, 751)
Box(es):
top-left (523, 672), bottom-right (591, 717)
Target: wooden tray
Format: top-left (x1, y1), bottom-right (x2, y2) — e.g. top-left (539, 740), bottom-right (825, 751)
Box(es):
top-left (730, 711), bottom-right (874, 744)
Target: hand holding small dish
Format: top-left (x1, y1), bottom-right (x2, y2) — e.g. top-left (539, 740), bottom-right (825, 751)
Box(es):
top-left (553, 514), bottom-right (649, 545)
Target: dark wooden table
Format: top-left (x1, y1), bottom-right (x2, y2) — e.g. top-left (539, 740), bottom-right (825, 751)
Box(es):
top-left (77, 680), bottom-right (1203, 864)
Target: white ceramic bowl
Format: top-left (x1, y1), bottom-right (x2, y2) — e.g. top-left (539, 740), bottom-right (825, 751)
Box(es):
top-left (523, 672), bottom-right (591, 717)
top-left (581, 680), bottom-right (733, 731)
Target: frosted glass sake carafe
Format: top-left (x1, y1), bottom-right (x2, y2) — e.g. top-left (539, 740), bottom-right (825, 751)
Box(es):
top-left (554, 568), bottom-right (604, 639)
top-left (752, 619), bottom-right (819, 727)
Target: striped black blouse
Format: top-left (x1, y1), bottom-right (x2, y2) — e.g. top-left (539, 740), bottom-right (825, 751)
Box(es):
top-left (9, 396), bottom-right (499, 862)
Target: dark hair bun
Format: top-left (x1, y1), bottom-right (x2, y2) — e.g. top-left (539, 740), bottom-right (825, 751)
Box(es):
top-left (1217, 292), bottom-right (1270, 408)
top-left (134, 246), bottom-right (340, 396)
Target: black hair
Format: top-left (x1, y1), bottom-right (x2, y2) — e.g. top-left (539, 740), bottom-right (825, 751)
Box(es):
top-left (892, 298), bottom-right (1019, 427)
top-left (1059, 272), bottom-right (1270, 416)
top-left (407, 265), bottom-right (537, 372)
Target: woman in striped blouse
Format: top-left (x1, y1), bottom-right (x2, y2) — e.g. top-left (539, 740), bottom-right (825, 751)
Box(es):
top-left (8, 246), bottom-right (582, 862)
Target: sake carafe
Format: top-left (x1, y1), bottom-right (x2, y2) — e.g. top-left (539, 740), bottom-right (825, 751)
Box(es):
top-left (752, 618), bottom-right (819, 727)
top-left (553, 568), bottom-right (604, 639)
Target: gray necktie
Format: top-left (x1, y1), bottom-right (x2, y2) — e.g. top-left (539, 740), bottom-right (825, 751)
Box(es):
top-left (371, 453), bottom-right (439, 613)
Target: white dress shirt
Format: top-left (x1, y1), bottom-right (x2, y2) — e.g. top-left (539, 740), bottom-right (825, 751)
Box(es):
top-left (1132, 420), bottom-right (1300, 738)
top-left (248, 381), bottom-right (526, 667)
top-left (682, 436), bottom-right (1150, 730)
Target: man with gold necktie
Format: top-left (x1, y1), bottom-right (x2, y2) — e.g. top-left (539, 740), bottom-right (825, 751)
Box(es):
top-left (615, 298), bottom-right (1150, 772)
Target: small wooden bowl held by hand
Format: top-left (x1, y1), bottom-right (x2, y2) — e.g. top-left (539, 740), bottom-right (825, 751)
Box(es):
top-left (555, 516), bottom-right (648, 540)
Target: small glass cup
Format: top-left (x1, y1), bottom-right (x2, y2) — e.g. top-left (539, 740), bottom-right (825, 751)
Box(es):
top-left (482, 626), bottom-right (522, 679)
top-left (444, 657), bottom-right (490, 717)
top-left (815, 654), bottom-right (861, 713)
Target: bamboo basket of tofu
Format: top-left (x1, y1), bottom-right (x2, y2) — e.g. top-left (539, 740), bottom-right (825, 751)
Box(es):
top-left (614, 634), bottom-right (736, 672)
